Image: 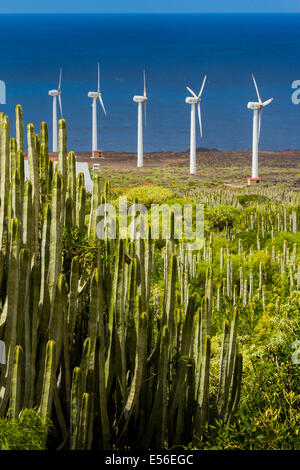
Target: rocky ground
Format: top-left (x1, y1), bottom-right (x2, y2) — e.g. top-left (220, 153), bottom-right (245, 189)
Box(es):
top-left (68, 149), bottom-right (300, 187)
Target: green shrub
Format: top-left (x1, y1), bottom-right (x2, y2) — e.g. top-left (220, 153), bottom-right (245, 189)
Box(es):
top-left (0, 409), bottom-right (49, 450)
top-left (265, 232), bottom-right (300, 254)
top-left (206, 205), bottom-right (240, 231)
top-left (125, 185), bottom-right (174, 208)
top-left (191, 293), bottom-right (300, 450)
top-left (237, 194), bottom-right (270, 207)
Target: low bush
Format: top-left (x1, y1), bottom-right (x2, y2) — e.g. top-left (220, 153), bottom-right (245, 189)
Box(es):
top-left (125, 185), bottom-right (174, 208)
top-left (206, 205), bottom-right (240, 231)
top-left (0, 409), bottom-right (49, 450)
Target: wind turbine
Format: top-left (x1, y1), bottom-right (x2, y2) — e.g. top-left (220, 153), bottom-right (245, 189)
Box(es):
top-left (133, 70), bottom-right (147, 168)
top-left (48, 69), bottom-right (63, 153)
top-left (185, 76), bottom-right (206, 174)
top-left (247, 74), bottom-right (273, 184)
top-left (88, 63), bottom-right (106, 157)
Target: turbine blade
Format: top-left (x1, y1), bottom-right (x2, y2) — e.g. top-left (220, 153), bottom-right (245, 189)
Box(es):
top-left (58, 68), bottom-right (62, 91)
top-left (198, 75), bottom-right (207, 98)
top-left (58, 94), bottom-right (63, 118)
top-left (263, 97), bottom-right (274, 107)
top-left (186, 87), bottom-right (197, 98)
top-left (144, 100), bottom-right (147, 126)
top-left (258, 108), bottom-right (262, 143)
top-left (99, 94), bottom-right (106, 115)
top-left (252, 74), bottom-right (262, 104)
top-left (198, 102), bottom-right (203, 138)
top-left (143, 69), bottom-right (146, 98)
top-left (98, 63), bottom-right (100, 92)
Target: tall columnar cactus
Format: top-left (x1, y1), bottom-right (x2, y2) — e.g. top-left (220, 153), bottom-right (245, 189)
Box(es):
top-left (27, 123), bottom-right (40, 260)
top-left (70, 367), bottom-right (81, 450)
top-left (117, 311), bottom-right (148, 441)
top-left (40, 122), bottom-right (49, 199)
top-left (11, 169), bottom-right (22, 226)
top-left (193, 335), bottom-right (211, 442)
top-left (58, 119), bottom-right (67, 196)
top-left (9, 345), bottom-right (23, 420)
top-left (17, 249), bottom-right (31, 405)
top-left (22, 181), bottom-right (33, 253)
top-left (217, 308), bottom-right (239, 421)
top-left (0, 218), bottom-right (20, 416)
top-left (97, 271), bottom-right (110, 449)
top-left (67, 151), bottom-right (76, 225)
top-left (49, 274), bottom-right (68, 372)
top-left (88, 173), bottom-right (102, 237)
top-left (77, 392), bottom-right (93, 450)
top-left (48, 171), bottom-right (62, 305)
top-left (9, 138), bottom-right (17, 180)
top-left (142, 325), bottom-right (169, 449)
top-left (40, 121), bottom-right (48, 148)
top-left (29, 264), bottom-right (41, 407)
top-left (15, 104), bottom-right (24, 153)
top-left (16, 150), bottom-right (24, 197)
top-left (168, 296), bottom-right (196, 445)
top-left (0, 112), bottom-right (252, 450)
top-left (108, 239), bottom-right (127, 403)
top-left (76, 184), bottom-right (86, 230)
top-left (163, 253), bottom-right (177, 350)
top-left (38, 340), bottom-right (56, 425)
top-left (0, 122), bottom-right (10, 256)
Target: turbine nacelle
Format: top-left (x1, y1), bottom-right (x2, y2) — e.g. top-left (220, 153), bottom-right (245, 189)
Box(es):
top-left (185, 96), bottom-right (198, 105)
top-left (48, 89), bottom-right (59, 97)
top-left (247, 99), bottom-right (273, 110)
top-left (88, 91), bottom-right (99, 99)
top-left (133, 95), bottom-right (147, 103)
top-left (247, 102), bottom-right (261, 110)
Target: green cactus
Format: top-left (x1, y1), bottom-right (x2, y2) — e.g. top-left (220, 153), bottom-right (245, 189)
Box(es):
top-left (9, 345), bottom-right (23, 420)
top-left (38, 340), bottom-right (56, 425)
top-left (77, 392), bottom-right (93, 450)
top-left (17, 249), bottom-right (31, 406)
top-left (67, 151), bottom-right (76, 225)
top-left (0, 122), bottom-right (10, 256)
top-left (76, 185), bottom-right (86, 230)
top-left (58, 119), bottom-right (67, 196)
top-left (11, 169), bottom-right (22, 226)
top-left (70, 366), bottom-right (81, 450)
top-left (27, 123), bottom-right (40, 260)
top-left (15, 104), bottom-right (24, 153)
top-left (117, 311), bottom-right (148, 441)
top-left (193, 335), bottom-right (211, 441)
top-left (48, 171), bottom-right (62, 305)
top-left (9, 138), bottom-right (17, 181)
top-left (0, 218), bottom-right (20, 417)
top-left (0, 112), bottom-right (249, 451)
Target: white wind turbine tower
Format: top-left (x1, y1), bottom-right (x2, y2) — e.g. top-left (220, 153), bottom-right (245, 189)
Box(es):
top-left (88, 63), bottom-right (106, 157)
top-left (185, 75), bottom-right (206, 175)
top-left (133, 70), bottom-right (147, 168)
top-left (247, 74), bottom-right (273, 184)
top-left (48, 69), bottom-right (63, 153)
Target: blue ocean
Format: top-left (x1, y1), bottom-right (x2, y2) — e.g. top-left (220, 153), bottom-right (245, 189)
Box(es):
top-left (1, 13), bottom-right (300, 152)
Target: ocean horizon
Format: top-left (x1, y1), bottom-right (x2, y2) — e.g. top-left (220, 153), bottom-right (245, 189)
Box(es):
top-left (1, 12), bottom-right (300, 152)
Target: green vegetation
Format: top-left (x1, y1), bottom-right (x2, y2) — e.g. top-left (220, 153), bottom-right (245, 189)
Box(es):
top-left (125, 185), bottom-right (174, 207)
top-left (0, 107), bottom-right (299, 450)
top-left (0, 409), bottom-right (49, 450)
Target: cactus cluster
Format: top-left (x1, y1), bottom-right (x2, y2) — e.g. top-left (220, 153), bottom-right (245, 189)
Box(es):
top-left (0, 106), bottom-right (245, 449)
